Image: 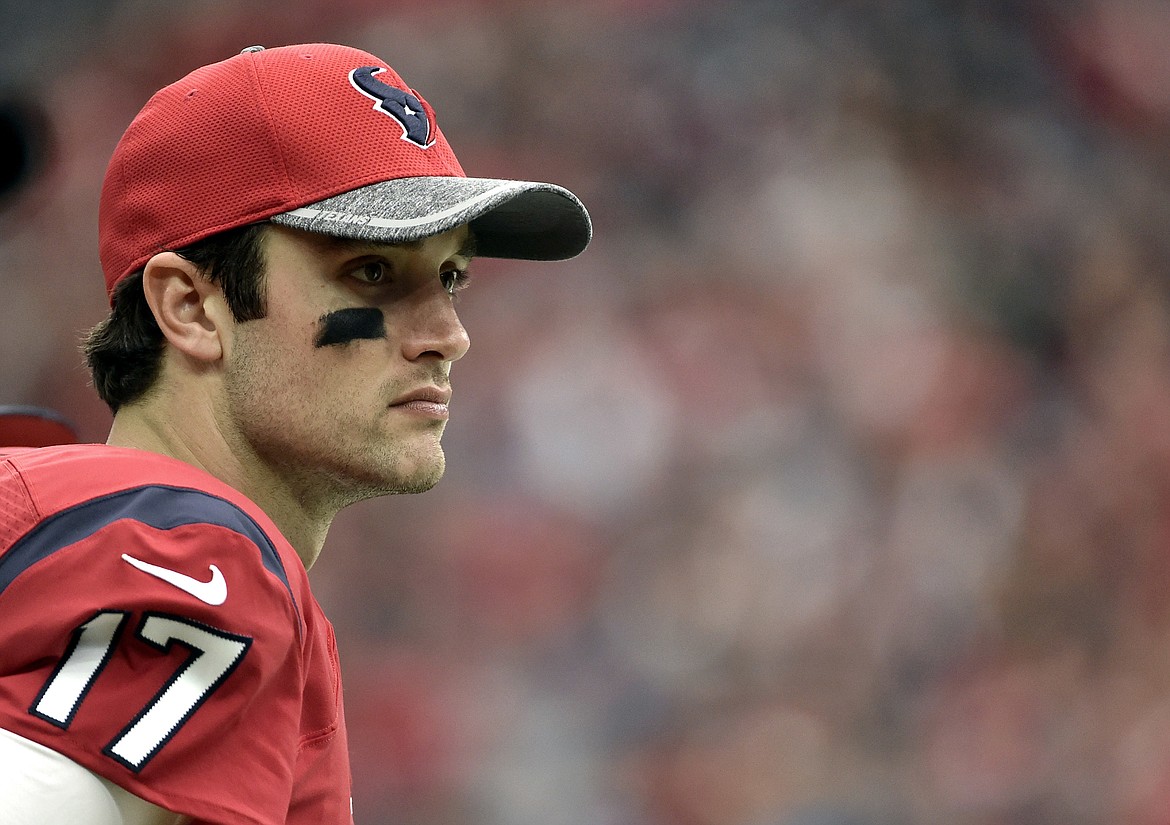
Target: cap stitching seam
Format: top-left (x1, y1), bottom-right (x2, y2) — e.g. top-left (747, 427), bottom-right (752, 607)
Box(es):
top-left (245, 51), bottom-right (295, 208)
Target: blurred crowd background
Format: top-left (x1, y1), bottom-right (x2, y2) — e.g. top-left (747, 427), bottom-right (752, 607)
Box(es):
top-left (5, 0), bottom-right (1170, 823)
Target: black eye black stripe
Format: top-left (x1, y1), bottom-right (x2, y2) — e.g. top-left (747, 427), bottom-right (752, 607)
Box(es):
top-left (313, 308), bottom-right (387, 348)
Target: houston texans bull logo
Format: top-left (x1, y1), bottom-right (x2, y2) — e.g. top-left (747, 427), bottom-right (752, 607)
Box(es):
top-left (350, 66), bottom-right (435, 148)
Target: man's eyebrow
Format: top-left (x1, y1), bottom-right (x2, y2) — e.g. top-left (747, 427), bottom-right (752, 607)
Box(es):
top-left (399, 230), bottom-right (478, 261)
top-left (456, 231), bottom-right (478, 261)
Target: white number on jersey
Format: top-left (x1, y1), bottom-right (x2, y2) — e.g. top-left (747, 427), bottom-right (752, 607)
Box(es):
top-left (31, 610), bottom-right (252, 770)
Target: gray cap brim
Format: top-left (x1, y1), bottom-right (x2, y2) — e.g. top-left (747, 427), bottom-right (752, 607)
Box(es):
top-left (270, 176), bottom-right (591, 261)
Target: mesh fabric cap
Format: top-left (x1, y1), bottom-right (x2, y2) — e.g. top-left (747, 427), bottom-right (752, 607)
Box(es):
top-left (99, 43), bottom-right (591, 298)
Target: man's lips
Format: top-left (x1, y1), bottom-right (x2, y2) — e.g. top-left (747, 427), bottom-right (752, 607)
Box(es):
top-left (390, 386), bottom-right (452, 418)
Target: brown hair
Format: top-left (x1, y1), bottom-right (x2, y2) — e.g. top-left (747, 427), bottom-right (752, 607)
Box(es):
top-left (84, 223), bottom-right (268, 412)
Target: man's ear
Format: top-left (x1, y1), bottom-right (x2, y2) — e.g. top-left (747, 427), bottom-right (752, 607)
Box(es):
top-left (141, 251), bottom-right (233, 363)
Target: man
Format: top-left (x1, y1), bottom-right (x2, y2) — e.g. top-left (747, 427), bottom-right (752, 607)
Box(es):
top-left (0, 43), bottom-right (590, 824)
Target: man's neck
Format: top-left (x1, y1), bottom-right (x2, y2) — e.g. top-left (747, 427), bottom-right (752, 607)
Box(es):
top-left (107, 404), bottom-right (332, 569)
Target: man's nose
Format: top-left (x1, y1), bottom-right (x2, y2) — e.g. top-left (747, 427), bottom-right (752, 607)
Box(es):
top-left (400, 291), bottom-right (470, 363)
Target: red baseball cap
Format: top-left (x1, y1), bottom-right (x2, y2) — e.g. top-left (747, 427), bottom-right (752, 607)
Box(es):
top-left (0, 406), bottom-right (79, 447)
top-left (99, 43), bottom-right (591, 300)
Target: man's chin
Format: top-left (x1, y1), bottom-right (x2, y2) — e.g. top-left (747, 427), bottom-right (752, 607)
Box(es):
top-left (386, 470), bottom-right (444, 496)
top-left (367, 450), bottom-right (447, 496)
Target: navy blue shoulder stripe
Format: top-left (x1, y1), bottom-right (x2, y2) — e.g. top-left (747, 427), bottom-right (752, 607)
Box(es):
top-left (0, 485), bottom-right (301, 631)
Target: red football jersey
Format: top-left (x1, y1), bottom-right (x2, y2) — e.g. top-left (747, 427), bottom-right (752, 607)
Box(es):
top-left (0, 444), bottom-right (353, 824)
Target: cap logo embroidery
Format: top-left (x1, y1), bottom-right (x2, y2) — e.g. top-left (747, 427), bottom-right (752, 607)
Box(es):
top-left (350, 66), bottom-right (434, 149)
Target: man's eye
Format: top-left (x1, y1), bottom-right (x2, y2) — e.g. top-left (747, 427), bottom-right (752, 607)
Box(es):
top-left (354, 262), bottom-right (388, 284)
top-left (440, 269), bottom-right (471, 295)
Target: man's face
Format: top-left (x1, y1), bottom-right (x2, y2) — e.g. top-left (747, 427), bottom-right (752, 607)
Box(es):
top-left (219, 223), bottom-right (473, 510)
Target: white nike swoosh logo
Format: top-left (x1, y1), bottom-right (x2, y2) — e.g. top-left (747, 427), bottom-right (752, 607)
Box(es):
top-left (121, 554), bottom-right (228, 606)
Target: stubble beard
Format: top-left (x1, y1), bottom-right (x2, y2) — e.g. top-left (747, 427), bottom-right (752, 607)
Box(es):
top-left (234, 410), bottom-right (448, 517)
top-left (257, 401), bottom-right (448, 503)
top-left (222, 343), bottom-right (448, 517)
